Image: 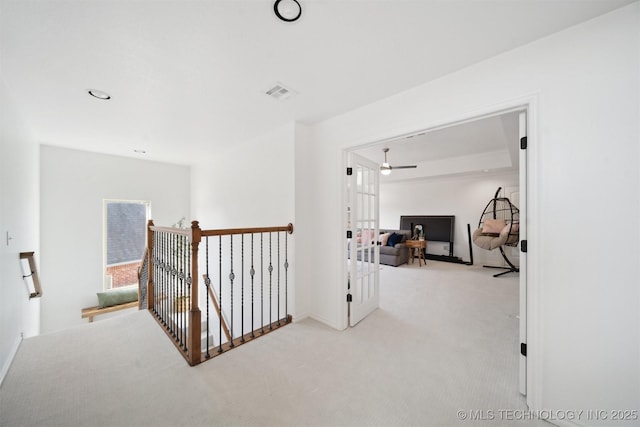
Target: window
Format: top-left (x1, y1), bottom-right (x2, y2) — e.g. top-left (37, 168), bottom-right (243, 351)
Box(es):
top-left (104, 200), bottom-right (150, 290)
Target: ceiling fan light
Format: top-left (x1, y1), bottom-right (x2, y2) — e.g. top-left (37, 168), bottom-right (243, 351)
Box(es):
top-left (381, 163), bottom-right (392, 175)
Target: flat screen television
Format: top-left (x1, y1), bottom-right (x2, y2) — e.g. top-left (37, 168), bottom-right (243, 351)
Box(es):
top-left (400, 215), bottom-right (455, 257)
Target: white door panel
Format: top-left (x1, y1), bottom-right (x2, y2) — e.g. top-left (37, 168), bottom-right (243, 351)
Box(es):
top-left (348, 153), bottom-right (380, 326)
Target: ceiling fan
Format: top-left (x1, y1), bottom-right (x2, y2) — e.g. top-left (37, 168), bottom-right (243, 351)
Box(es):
top-left (380, 148), bottom-right (417, 175)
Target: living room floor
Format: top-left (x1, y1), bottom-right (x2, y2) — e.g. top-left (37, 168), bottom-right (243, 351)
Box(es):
top-left (0, 260), bottom-right (543, 426)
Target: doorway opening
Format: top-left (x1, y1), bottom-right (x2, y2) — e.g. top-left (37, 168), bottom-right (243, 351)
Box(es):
top-left (343, 106), bottom-right (529, 396)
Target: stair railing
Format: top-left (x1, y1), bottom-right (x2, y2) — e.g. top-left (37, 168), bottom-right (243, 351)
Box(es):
top-left (144, 220), bottom-right (293, 366)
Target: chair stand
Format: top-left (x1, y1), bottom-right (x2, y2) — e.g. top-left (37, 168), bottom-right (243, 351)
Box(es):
top-left (483, 246), bottom-right (519, 278)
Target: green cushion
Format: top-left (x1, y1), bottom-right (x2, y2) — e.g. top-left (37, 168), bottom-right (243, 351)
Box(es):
top-left (97, 287), bottom-right (138, 308)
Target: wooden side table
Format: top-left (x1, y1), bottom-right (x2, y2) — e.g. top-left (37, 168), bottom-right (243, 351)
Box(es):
top-left (405, 239), bottom-right (427, 267)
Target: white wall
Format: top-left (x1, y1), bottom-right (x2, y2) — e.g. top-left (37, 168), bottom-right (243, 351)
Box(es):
top-left (40, 146), bottom-right (190, 333)
top-left (379, 172), bottom-right (519, 266)
top-left (0, 81), bottom-right (40, 383)
top-left (191, 122), bottom-right (296, 315)
top-left (293, 122), bottom-right (313, 319)
top-left (299, 3), bottom-right (639, 422)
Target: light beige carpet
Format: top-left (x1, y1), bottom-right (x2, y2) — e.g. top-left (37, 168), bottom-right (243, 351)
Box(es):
top-left (0, 261), bottom-right (547, 426)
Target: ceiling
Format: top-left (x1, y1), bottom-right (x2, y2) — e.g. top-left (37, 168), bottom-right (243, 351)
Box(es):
top-left (353, 111), bottom-right (521, 182)
top-left (0, 0), bottom-right (634, 165)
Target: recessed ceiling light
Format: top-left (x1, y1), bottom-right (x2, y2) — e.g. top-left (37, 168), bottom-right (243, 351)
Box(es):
top-left (483, 169), bottom-right (490, 173)
top-left (274, 0), bottom-right (302, 22)
top-left (87, 89), bottom-right (111, 100)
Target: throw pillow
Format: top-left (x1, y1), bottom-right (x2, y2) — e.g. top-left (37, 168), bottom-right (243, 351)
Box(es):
top-left (97, 287), bottom-right (138, 308)
top-left (482, 218), bottom-right (506, 235)
top-left (379, 232), bottom-right (391, 246)
top-left (365, 229), bottom-right (375, 244)
top-left (387, 232), bottom-right (403, 247)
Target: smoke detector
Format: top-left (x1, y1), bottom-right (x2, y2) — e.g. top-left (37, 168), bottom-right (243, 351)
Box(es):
top-left (274, 0), bottom-right (302, 22)
top-left (265, 82), bottom-right (296, 101)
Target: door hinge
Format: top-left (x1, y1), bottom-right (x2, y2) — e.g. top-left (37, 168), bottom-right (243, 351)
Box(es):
top-left (521, 240), bottom-right (528, 253)
top-left (346, 167), bottom-right (353, 176)
top-left (347, 230), bottom-right (352, 239)
top-left (346, 293), bottom-right (352, 302)
top-left (520, 136), bottom-right (528, 150)
top-left (520, 343), bottom-right (527, 357)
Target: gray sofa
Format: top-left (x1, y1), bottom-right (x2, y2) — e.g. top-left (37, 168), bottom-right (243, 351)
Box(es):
top-left (379, 229), bottom-right (411, 266)
top-left (350, 229), bottom-right (411, 267)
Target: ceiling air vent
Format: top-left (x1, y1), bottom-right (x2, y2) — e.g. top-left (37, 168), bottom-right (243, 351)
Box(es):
top-left (265, 82), bottom-right (296, 101)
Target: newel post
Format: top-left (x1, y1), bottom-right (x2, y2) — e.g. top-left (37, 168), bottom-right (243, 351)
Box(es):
top-left (188, 220), bottom-right (202, 365)
top-left (147, 219), bottom-right (154, 311)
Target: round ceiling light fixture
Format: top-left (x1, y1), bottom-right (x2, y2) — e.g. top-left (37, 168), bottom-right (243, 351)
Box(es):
top-left (274, 0), bottom-right (302, 22)
top-left (87, 89), bottom-right (111, 100)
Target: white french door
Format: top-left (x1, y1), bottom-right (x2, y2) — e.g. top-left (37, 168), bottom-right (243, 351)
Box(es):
top-left (518, 110), bottom-right (528, 396)
top-left (347, 152), bottom-right (380, 326)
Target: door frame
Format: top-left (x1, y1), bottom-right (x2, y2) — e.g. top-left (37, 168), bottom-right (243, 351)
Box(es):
top-left (340, 94), bottom-right (540, 407)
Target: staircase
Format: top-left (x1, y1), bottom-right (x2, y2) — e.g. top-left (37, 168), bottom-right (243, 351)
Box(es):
top-left (140, 220), bottom-right (294, 365)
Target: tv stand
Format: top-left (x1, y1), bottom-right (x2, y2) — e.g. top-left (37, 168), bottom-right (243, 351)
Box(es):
top-left (399, 215), bottom-right (467, 265)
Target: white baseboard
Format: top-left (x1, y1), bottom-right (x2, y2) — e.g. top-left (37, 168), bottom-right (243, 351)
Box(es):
top-left (0, 334), bottom-right (22, 387)
top-left (308, 313), bottom-right (340, 330)
top-left (291, 311), bottom-right (309, 322)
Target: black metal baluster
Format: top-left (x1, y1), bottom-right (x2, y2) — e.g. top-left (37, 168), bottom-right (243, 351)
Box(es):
top-left (166, 232), bottom-right (170, 328)
top-left (184, 234), bottom-right (188, 350)
top-left (157, 232), bottom-right (161, 317)
top-left (285, 231), bottom-right (289, 319)
top-left (181, 234), bottom-right (187, 349)
top-left (161, 232), bottom-right (166, 324)
top-left (181, 235), bottom-right (185, 344)
top-left (175, 234), bottom-right (179, 344)
top-left (218, 235), bottom-right (223, 354)
top-left (229, 235), bottom-right (235, 348)
top-left (158, 233), bottom-right (166, 326)
top-left (172, 234), bottom-right (177, 338)
top-left (241, 234), bottom-right (245, 343)
top-left (153, 232), bottom-right (162, 317)
top-left (250, 234), bottom-right (255, 338)
top-left (176, 234), bottom-right (181, 343)
top-left (155, 232), bottom-right (159, 317)
top-left (178, 234), bottom-right (183, 348)
top-left (167, 232), bottom-right (171, 328)
top-left (260, 233), bottom-right (264, 333)
top-left (161, 232), bottom-right (166, 326)
top-left (268, 232), bottom-right (273, 330)
top-left (185, 237), bottom-right (191, 353)
top-left (205, 237), bottom-right (210, 358)
top-left (157, 232), bottom-right (161, 318)
top-left (277, 232), bottom-right (281, 325)
top-left (152, 232), bottom-right (157, 315)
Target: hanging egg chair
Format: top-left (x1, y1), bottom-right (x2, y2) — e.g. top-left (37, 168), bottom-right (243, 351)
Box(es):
top-left (472, 187), bottom-right (520, 277)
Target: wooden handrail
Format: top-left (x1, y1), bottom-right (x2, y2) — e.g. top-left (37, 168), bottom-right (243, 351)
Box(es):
top-left (205, 277), bottom-right (232, 342)
top-left (149, 225), bottom-right (192, 236)
top-left (201, 223), bottom-right (293, 237)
